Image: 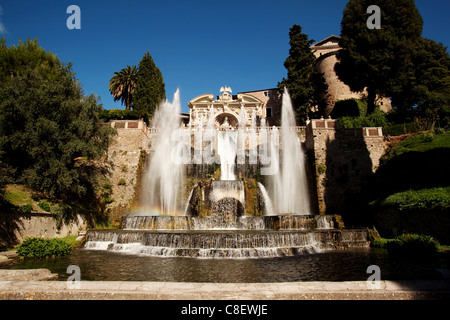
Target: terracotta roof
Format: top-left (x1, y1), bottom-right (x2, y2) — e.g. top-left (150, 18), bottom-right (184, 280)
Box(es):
top-left (310, 35), bottom-right (341, 48)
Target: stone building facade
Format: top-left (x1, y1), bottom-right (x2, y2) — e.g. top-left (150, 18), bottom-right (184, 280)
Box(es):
top-left (187, 87), bottom-right (281, 129)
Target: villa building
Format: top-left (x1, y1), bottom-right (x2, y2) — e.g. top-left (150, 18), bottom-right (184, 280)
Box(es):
top-left (187, 86), bottom-right (281, 129)
top-left (187, 35), bottom-right (392, 127)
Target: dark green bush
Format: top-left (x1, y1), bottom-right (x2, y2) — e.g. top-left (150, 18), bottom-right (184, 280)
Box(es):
top-left (371, 237), bottom-right (390, 248)
top-left (386, 234), bottom-right (439, 259)
top-left (19, 204), bottom-right (33, 213)
top-left (37, 201), bottom-right (51, 212)
top-left (338, 112), bottom-right (390, 129)
top-left (16, 237), bottom-right (72, 258)
top-left (331, 99), bottom-right (366, 118)
top-left (383, 122), bottom-right (420, 136)
top-left (380, 188), bottom-right (450, 211)
top-left (98, 109), bottom-right (150, 125)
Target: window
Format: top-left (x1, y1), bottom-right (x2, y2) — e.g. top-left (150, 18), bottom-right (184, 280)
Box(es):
top-left (266, 107), bottom-right (272, 118)
top-left (264, 91), bottom-right (268, 97)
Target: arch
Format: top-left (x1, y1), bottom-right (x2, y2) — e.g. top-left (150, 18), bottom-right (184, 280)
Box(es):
top-left (214, 112), bottom-right (239, 129)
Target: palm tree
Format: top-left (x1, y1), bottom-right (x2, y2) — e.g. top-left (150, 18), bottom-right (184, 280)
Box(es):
top-left (108, 65), bottom-right (138, 110)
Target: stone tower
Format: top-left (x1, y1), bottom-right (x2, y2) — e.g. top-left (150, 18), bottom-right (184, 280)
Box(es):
top-left (310, 35), bottom-right (392, 116)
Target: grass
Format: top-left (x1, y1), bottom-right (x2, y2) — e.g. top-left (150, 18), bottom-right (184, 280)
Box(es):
top-left (4, 184), bottom-right (35, 206)
top-left (382, 131), bottom-right (450, 162)
top-left (2, 184), bottom-right (70, 214)
top-left (399, 131), bottom-right (450, 152)
top-left (371, 235), bottom-right (449, 253)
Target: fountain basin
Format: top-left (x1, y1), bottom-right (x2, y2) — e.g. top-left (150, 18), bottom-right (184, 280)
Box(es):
top-left (84, 225), bottom-right (369, 259)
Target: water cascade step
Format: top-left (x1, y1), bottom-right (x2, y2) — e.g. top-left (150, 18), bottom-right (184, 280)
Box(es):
top-left (85, 215), bottom-right (369, 259)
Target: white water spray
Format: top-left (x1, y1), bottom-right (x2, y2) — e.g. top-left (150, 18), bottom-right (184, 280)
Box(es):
top-left (141, 89), bottom-right (184, 215)
top-left (273, 89), bottom-right (311, 215)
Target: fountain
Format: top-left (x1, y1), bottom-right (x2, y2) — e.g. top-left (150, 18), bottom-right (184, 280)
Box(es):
top-left (84, 88), bottom-right (369, 258)
top-left (139, 90), bottom-right (184, 216)
top-left (273, 90), bottom-right (311, 215)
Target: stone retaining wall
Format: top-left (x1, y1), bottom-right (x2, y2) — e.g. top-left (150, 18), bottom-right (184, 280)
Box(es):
top-left (0, 212), bottom-right (87, 249)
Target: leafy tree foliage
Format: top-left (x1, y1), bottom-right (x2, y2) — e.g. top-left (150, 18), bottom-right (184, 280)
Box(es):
top-left (391, 38), bottom-right (450, 126)
top-left (335, 0), bottom-right (424, 114)
top-left (0, 38), bottom-right (114, 203)
top-left (278, 25), bottom-right (328, 124)
top-left (133, 51), bottom-right (166, 116)
top-left (108, 65), bottom-right (138, 110)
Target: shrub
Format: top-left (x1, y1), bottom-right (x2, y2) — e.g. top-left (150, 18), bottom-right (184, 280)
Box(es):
top-left (118, 178), bottom-right (126, 186)
top-left (17, 237), bottom-right (72, 258)
top-left (338, 112), bottom-right (390, 129)
top-left (371, 237), bottom-right (390, 248)
top-left (98, 109), bottom-right (150, 125)
top-left (386, 234), bottom-right (439, 259)
top-left (38, 201), bottom-right (51, 212)
top-left (380, 188), bottom-right (450, 211)
top-left (331, 99), bottom-right (366, 118)
top-left (316, 163), bottom-right (327, 175)
top-left (19, 204), bottom-right (33, 213)
top-left (383, 122), bottom-right (420, 136)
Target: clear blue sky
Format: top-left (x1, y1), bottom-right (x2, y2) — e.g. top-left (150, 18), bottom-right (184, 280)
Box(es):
top-left (1, 0), bottom-right (449, 113)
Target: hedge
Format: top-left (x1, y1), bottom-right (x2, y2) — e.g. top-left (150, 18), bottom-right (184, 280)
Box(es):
top-left (379, 187), bottom-right (450, 211)
top-left (16, 237), bottom-right (72, 258)
top-left (99, 109), bottom-right (150, 125)
top-left (386, 233), bottom-right (439, 258)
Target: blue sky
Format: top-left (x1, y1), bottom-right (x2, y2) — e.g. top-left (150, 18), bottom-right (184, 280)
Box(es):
top-left (1, 0), bottom-right (449, 113)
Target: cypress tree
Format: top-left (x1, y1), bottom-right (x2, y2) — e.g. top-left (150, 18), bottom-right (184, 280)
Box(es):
top-left (133, 51), bottom-right (166, 116)
top-left (278, 24), bottom-right (328, 124)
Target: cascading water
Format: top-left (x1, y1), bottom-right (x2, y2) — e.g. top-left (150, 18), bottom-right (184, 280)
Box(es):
top-left (273, 89), bottom-right (311, 215)
top-left (217, 131), bottom-right (237, 180)
top-left (140, 89), bottom-right (184, 216)
top-left (257, 182), bottom-right (275, 216)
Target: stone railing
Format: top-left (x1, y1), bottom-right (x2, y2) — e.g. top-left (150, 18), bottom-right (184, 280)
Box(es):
top-left (109, 119), bottom-right (309, 138)
top-left (181, 126), bottom-right (306, 133)
top-left (341, 127), bottom-right (383, 137)
top-left (109, 120), bottom-right (153, 137)
top-left (308, 119), bottom-right (383, 137)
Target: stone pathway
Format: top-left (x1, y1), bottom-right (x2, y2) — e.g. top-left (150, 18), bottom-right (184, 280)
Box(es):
top-left (0, 271), bottom-right (449, 300)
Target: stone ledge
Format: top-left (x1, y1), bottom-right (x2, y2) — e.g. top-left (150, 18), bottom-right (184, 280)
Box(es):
top-left (0, 269), bottom-right (58, 281)
top-left (0, 280), bottom-right (449, 300)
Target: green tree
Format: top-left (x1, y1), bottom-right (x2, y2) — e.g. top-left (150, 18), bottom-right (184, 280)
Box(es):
top-left (133, 51), bottom-right (166, 116)
top-left (108, 65), bottom-right (138, 110)
top-left (0, 38), bottom-right (114, 203)
top-left (278, 25), bottom-right (328, 124)
top-left (335, 0), bottom-right (424, 114)
top-left (391, 38), bottom-right (450, 126)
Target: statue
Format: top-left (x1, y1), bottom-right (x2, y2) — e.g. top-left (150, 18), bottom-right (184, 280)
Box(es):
top-left (222, 116), bottom-right (230, 128)
top-left (219, 86), bottom-right (233, 102)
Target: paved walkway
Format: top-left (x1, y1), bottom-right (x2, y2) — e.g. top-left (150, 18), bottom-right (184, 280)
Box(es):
top-left (1, 278), bottom-right (450, 300)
